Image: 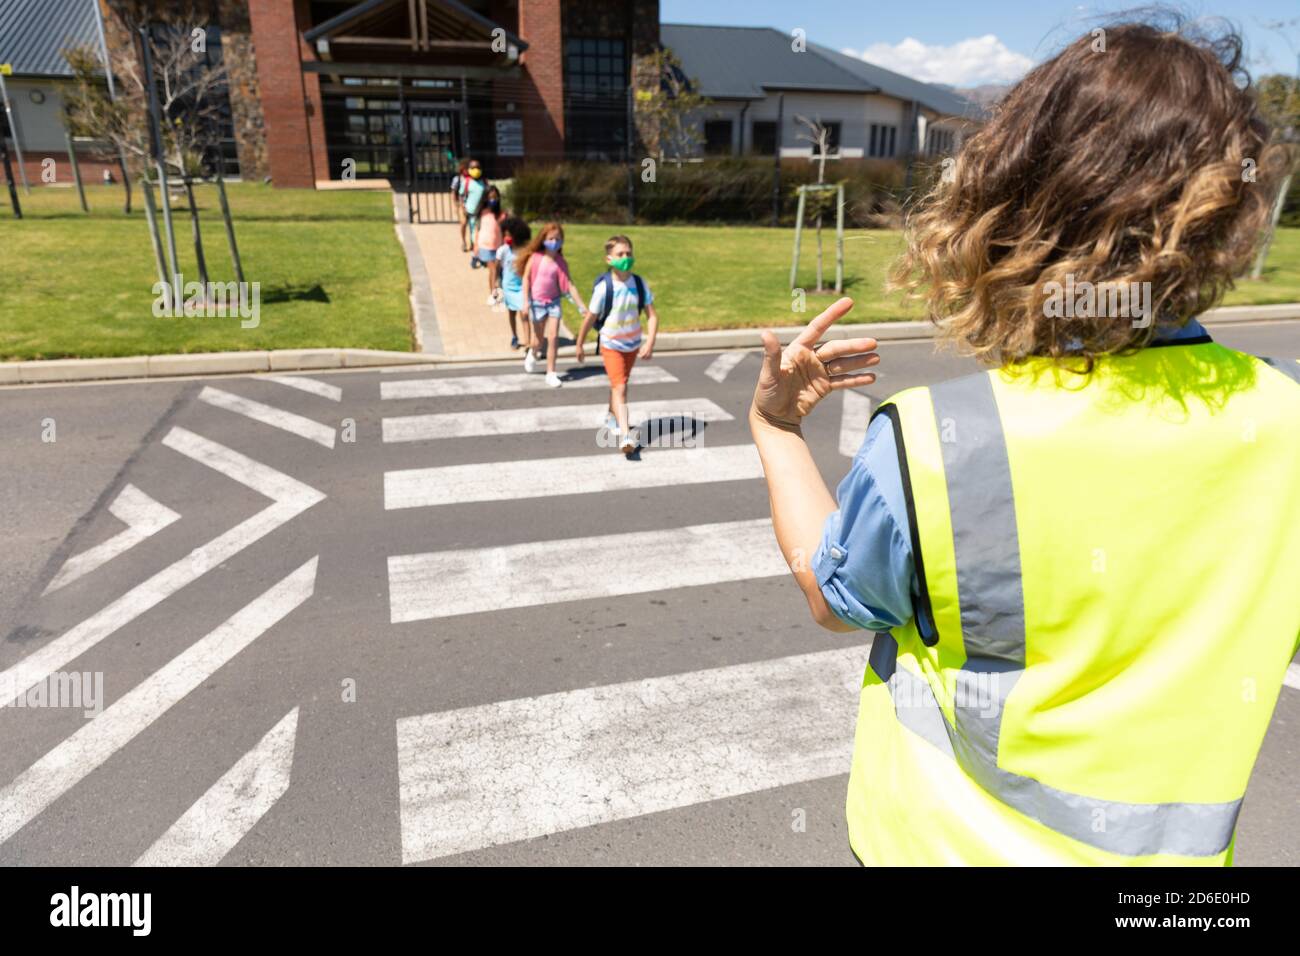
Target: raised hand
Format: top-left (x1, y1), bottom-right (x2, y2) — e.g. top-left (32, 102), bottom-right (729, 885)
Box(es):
top-left (751, 297), bottom-right (879, 428)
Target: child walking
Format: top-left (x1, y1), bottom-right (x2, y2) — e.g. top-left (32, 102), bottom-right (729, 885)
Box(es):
top-left (451, 159), bottom-right (471, 252)
top-left (473, 185), bottom-right (503, 304)
top-left (575, 234), bottom-right (659, 454)
top-left (495, 217), bottom-right (532, 350)
top-left (462, 159), bottom-right (486, 249)
top-left (750, 18), bottom-right (1298, 866)
top-left (517, 222), bottom-right (586, 388)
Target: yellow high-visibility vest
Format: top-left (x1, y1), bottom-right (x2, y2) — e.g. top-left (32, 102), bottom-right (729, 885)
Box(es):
top-left (848, 339), bottom-right (1300, 865)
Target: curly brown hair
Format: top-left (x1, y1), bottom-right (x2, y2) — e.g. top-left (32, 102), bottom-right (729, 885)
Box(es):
top-left (890, 16), bottom-right (1291, 366)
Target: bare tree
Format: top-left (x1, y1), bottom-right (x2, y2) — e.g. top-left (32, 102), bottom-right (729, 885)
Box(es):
top-left (63, 3), bottom-right (232, 291)
top-left (795, 115), bottom-right (837, 292)
top-left (63, 17), bottom-right (229, 179)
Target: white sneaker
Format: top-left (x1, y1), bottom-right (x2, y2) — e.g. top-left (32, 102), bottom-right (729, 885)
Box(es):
top-left (602, 412), bottom-right (618, 430)
top-left (523, 349), bottom-right (537, 373)
top-left (545, 372), bottom-right (563, 388)
top-left (620, 430), bottom-right (638, 453)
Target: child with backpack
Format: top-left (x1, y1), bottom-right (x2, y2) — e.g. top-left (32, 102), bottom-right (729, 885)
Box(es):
top-left (575, 234), bottom-right (659, 454)
top-left (451, 159), bottom-right (471, 252)
top-left (518, 222), bottom-right (587, 388)
top-left (462, 159), bottom-right (487, 248)
top-left (495, 216), bottom-right (532, 350)
top-left (473, 185), bottom-right (503, 304)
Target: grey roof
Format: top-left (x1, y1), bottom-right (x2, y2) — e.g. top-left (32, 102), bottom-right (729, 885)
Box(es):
top-left (660, 23), bottom-right (982, 119)
top-left (0, 0), bottom-right (100, 77)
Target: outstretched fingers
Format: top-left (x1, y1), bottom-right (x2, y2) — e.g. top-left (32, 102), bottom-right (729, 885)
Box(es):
top-left (823, 352), bottom-right (880, 377)
top-left (793, 297), bottom-right (855, 349)
top-left (828, 372), bottom-right (877, 390)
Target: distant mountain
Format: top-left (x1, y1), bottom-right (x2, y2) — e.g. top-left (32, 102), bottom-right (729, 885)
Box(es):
top-left (955, 83), bottom-right (1013, 108)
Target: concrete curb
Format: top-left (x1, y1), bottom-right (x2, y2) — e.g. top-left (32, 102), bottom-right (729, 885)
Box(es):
top-left (3, 303), bottom-right (1296, 385)
top-left (1, 348), bottom-right (433, 385)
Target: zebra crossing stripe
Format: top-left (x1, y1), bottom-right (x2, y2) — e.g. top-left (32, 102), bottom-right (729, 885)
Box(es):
top-left (44, 485), bottom-right (180, 594)
top-left (133, 707), bottom-right (299, 867)
top-left (382, 398), bottom-right (732, 443)
top-left (381, 365), bottom-right (677, 399)
top-left (839, 390), bottom-right (873, 457)
top-left (704, 351), bottom-right (748, 383)
top-left (199, 386), bottom-right (336, 448)
top-left (264, 375), bottom-right (342, 402)
top-left (388, 517), bottom-right (787, 623)
top-left (396, 644), bottom-right (864, 863)
top-left (385, 443), bottom-right (763, 509)
top-left (1285, 663), bottom-right (1300, 692)
top-left (0, 427), bottom-right (324, 710)
top-left (0, 559), bottom-right (317, 848)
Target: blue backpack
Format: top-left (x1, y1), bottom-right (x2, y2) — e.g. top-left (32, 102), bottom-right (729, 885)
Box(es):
top-left (591, 271), bottom-right (646, 332)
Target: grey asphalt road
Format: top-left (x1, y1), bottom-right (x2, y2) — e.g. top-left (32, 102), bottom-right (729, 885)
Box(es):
top-left (0, 322), bottom-right (1296, 867)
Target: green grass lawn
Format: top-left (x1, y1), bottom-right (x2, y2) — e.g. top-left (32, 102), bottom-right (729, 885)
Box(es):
top-left (2, 186), bottom-right (1297, 360)
top-left (0, 184), bottom-right (411, 360)
top-left (558, 223), bottom-right (1300, 332)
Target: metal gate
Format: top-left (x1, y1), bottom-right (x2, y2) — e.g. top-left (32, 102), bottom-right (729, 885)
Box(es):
top-left (403, 102), bottom-right (463, 223)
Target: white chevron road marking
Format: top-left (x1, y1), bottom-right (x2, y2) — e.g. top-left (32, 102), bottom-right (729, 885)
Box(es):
top-left (704, 351), bottom-right (748, 383)
top-left (263, 375), bottom-right (342, 402)
top-left (0, 428), bottom-right (324, 709)
top-left (44, 485), bottom-right (180, 594)
top-left (388, 517), bottom-right (787, 623)
top-left (0, 559), bottom-right (317, 848)
top-left (396, 645), bottom-right (865, 863)
top-left (839, 390), bottom-right (873, 457)
top-left (199, 386), bottom-right (336, 448)
top-left (134, 707), bottom-right (300, 867)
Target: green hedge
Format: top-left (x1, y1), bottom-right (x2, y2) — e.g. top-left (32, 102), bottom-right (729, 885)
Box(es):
top-left (507, 157), bottom-right (916, 226)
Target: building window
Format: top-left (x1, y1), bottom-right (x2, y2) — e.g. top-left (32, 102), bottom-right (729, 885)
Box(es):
top-left (322, 92), bottom-right (413, 179)
top-left (821, 121), bottom-right (842, 154)
top-left (869, 123), bottom-right (897, 158)
top-left (926, 127), bottom-right (954, 155)
top-left (704, 120), bottom-right (733, 155)
top-left (564, 37), bottom-right (628, 160)
top-left (751, 120), bottom-right (777, 155)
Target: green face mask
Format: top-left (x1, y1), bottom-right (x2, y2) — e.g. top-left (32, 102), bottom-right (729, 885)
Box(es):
top-left (609, 255), bottom-right (634, 272)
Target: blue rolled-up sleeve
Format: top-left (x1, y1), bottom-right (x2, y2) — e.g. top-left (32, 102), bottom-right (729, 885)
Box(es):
top-left (813, 412), bottom-right (917, 631)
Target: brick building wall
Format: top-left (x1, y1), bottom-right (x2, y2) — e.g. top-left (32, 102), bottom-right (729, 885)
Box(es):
top-left (246, 0), bottom-right (327, 187)
top-left (518, 0), bottom-right (565, 160)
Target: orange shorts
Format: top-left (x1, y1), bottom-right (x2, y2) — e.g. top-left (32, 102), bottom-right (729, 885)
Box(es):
top-left (601, 347), bottom-right (637, 387)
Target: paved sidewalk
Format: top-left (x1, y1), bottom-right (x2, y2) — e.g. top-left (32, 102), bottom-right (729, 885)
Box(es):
top-left (410, 222), bottom-right (577, 358)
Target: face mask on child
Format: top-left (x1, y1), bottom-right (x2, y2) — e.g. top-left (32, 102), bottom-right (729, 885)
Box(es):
top-left (543, 238), bottom-right (563, 252)
top-left (609, 255), bottom-right (634, 272)
top-left (469, 168), bottom-right (482, 179)
top-left (487, 199), bottom-right (500, 211)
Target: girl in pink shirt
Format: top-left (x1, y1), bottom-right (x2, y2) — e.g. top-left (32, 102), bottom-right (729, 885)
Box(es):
top-left (474, 186), bottom-right (503, 304)
top-left (517, 222), bottom-right (587, 387)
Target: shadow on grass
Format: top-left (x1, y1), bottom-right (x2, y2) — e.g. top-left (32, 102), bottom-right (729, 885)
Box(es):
top-left (260, 284), bottom-right (331, 305)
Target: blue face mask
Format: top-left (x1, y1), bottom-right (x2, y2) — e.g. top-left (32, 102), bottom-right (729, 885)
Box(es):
top-left (543, 238), bottom-right (563, 253)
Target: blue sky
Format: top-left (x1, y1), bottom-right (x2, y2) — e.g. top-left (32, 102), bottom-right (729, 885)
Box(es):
top-left (659, 1), bottom-right (1300, 86)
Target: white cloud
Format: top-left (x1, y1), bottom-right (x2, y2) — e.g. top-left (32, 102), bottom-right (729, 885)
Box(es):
top-left (842, 34), bottom-right (1035, 87)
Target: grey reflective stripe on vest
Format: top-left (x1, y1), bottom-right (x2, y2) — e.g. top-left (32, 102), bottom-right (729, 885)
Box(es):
top-left (881, 372), bottom-right (1241, 857)
top-left (1260, 355), bottom-right (1300, 386)
top-left (930, 373), bottom-right (1027, 664)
